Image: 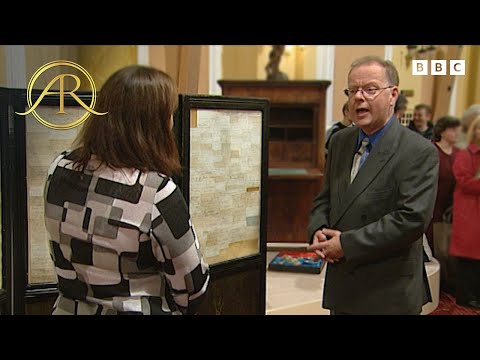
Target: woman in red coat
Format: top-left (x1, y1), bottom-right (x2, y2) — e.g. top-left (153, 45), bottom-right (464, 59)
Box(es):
top-left (450, 115), bottom-right (480, 308)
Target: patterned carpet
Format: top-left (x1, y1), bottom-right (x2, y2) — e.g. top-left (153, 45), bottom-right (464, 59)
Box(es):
top-left (429, 291), bottom-right (480, 315)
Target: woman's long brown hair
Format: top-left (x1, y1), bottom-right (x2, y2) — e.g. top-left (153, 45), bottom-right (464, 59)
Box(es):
top-left (70, 65), bottom-right (181, 176)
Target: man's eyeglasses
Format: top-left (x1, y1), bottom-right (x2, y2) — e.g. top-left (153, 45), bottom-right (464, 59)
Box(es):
top-left (343, 86), bottom-right (393, 98)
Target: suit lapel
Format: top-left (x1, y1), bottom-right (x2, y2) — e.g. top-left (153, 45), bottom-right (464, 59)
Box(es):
top-left (331, 118), bottom-right (402, 227)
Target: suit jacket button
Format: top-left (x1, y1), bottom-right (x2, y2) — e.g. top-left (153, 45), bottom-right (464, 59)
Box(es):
top-left (361, 214), bottom-right (367, 221)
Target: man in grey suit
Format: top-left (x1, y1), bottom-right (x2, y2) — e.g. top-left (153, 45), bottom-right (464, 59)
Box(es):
top-left (307, 56), bottom-right (439, 315)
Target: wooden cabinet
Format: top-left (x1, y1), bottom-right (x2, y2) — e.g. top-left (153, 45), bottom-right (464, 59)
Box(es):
top-left (219, 80), bottom-right (331, 243)
top-left (269, 105), bottom-right (316, 168)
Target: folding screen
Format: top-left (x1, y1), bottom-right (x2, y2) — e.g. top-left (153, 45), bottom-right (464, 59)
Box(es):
top-left (174, 95), bottom-right (269, 314)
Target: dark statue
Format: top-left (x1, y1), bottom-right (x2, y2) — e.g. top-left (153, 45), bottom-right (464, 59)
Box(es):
top-left (265, 45), bottom-right (289, 81)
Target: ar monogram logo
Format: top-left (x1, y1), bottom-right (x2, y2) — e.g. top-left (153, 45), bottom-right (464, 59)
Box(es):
top-left (16, 60), bottom-right (107, 129)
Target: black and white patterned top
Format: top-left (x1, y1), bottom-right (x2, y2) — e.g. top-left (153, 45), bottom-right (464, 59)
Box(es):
top-left (44, 151), bottom-right (210, 315)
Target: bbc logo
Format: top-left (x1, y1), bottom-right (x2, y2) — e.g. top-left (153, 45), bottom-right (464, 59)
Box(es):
top-left (412, 60), bottom-right (465, 76)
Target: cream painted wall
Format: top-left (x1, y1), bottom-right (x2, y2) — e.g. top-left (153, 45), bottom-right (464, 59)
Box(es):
top-left (283, 46), bottom-right (316, 80)
top-left (24, 46), bottom-right (79, 90)
top-left (332, 46), bottom-right (385, 122)
top-left (2, 46), bottom-right (136, 91)
top-left (257, 46), bottom-right (270, 80)
top-left (223, 45), bottom-right (260, 80)
top-left (149, 45), bottom-right (166, 72)
top-left (154, 45), bottom-right (208, 94)
top-left (78, 45), bottom-right (137, 90)
top-left (25, 46), bottom-right (79, 75)
top-left (454, 45), bottom-right (469, 118)
top-left (198, 45), bottom-right (210, 94)
top-left (454, 45), bottom-right (480, 118)
top-left (302, 46), bottom-right (317, 80)
top-left (281, 46), bottom-right (296, 79)
top-left (164, 45), bottom-right (180, 82)
top-left (391, 45), bottom-right (424, 112)
top-left (464, 45), bottom-right (480, 111)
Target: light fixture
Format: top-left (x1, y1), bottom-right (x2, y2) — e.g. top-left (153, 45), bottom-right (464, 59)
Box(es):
top-left (425, 45), bottom-right (436, 55)
top-left (407, 45), bottom-right (418, 57)
top-left (417, 46), bottom-right (428, 59)
top-left (285, 45), bottom-right (294, 55)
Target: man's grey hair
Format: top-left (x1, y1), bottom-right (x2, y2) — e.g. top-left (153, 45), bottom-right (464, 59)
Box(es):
top-left (348, 56), bottom-right (399, 87)
top-left (461, 104), bottom-right (480, 132)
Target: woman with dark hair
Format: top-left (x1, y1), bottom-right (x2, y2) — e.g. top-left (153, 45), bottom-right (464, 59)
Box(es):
top-left (426, 116), bottom-right (460, 292)
top-left (44, 65), bottom-right (210, 315)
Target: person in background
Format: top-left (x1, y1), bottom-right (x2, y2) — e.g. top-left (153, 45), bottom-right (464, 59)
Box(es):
top-left (307, 56), bottom-right (438, 315)
top-left (394, 93), bottom-right (408, 121)
top-left (426, 116), bottom-right (461, 247)
top-left (44, 65), bottom-right (210, 315)
top-left (408, 103), bottom-right (434, 141)
top-left (457, 104), bottom-right (480, 149)
top-left (325, 101), bottom-right (352, 156)
top-left (426, 116), bottom-right (461, 294)
top-left (450, 115), bottom-right (480, 309)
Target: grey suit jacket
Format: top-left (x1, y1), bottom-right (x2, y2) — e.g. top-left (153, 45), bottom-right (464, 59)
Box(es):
top-left (308, 118), bottom-right (439, 315)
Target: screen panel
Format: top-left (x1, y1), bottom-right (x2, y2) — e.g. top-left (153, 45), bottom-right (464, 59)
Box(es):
top-left (189, 108), bottom-right (263, 265)
top-left (25, 105), bottom-right (84, 284)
